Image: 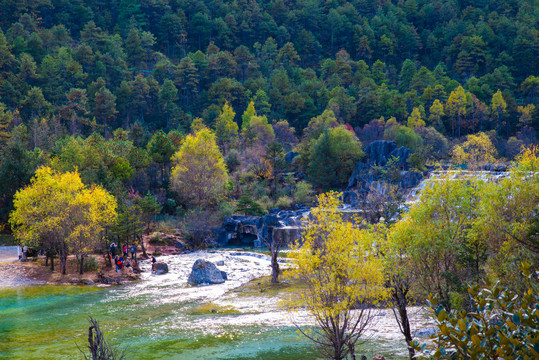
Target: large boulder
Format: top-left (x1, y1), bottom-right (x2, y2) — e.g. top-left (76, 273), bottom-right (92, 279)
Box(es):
top-left (188, 259), bottom-right (227, 285)
top-left (413, 327), bottom-right (437, 338)
top-left (153, 262), bottom-right (168, 275)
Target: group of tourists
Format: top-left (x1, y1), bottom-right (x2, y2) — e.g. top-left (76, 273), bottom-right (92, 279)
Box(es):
top-left (110, 242), bottom-right (140, 275)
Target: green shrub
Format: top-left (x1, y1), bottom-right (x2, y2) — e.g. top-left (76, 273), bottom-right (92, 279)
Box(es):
top-left (218, 201), bottom-right (234, 218)
top-left (417, 262), bottom-right (539, 359)
top-left (275, 195), bottom-right (293, 209)
top-left (84, 256), bottom-right (99, 272)
top-left (294, 181), bottom-right (314, 205)
top-left (408, 152), bottom-right (427, 171)
top-left (149, 233), bottom-right (162, 244)
top-left (235, 193), bottom-right (265, 216)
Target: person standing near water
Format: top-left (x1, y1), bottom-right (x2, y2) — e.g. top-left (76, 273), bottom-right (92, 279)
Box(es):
top-left (115, 256), bottom-right (122, 275)
top-left (17, 244), bottom-right (22, 260)
top-left (130, 245), bottom-right (136, 260)
top-left (122, 244), bottom-right (128, 257)
top-left (110, 242), bottom-right (117, 257)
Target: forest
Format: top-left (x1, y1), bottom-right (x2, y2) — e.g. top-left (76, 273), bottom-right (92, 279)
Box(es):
top-left (0, 0), bottom-right (538, 226)
top-left (0, 1), bottom-right (538, 359)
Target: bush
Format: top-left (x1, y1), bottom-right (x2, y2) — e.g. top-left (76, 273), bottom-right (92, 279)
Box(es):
top-left (218, 201), bottom-right (234, 218)
top-left (235, 193), bottom-right (265, 216)
top-left (258, 195), bottom-right (274, 212)
top-left (84, 256), bottom-right (100, 272)
top-left (407, 152), bottom-right (426, 171)
top-left (293, 181), bottom-right (314, 205)
top-left (384, 124), bottom-right (423, 151)
top-left (275, 196), bottom-right (293, 209)
top-left (225, 150), bottom-right (241, 173)
top-left (149, 233), bottom-right (162, 244)
top-left (417, 263), bottom-right (539, 359)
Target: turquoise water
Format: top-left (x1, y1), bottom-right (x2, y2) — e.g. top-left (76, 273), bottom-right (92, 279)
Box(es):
top-left (0, 285), bottom-right (321, 360)
top-left (0, 252), bottom-right (408, 359)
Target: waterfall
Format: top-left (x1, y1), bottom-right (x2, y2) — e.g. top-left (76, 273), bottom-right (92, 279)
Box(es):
top-left (405, 170), bottom-right (512, 203)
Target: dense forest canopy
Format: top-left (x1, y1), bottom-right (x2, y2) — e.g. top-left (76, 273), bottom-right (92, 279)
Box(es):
top-left (0, 0), bottom-right (536, 135)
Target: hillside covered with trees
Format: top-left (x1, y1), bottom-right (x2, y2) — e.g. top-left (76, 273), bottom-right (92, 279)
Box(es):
top-left (0, 0), bottom-right (537, 233)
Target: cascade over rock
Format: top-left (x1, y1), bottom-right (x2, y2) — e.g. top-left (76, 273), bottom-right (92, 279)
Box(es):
top-left (215, 207), bottom-right (308, 247)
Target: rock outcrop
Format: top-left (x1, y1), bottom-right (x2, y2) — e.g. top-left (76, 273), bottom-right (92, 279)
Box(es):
top-left (214, 207), bottom-right (308, 247)
top-left (364, 140), bottom-right (397, 166)
top-left (187, 259), bottom-right (227, 285)
top-left (344, 140), bottom-right (423, 206)
top-left (285, 151), bottom-right (299, 164)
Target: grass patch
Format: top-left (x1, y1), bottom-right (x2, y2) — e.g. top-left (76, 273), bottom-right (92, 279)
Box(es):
top-left (230, 271), bottom-right (308, 297)
top-left (187, 302), bottom-right (240, 315)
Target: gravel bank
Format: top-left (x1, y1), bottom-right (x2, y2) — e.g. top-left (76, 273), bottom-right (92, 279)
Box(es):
top-left (0, 246), bottom-right (44, 287)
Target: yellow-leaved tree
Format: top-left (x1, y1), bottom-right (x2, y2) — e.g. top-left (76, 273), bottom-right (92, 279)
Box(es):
top-left (451, 132), bottom-right (497, 170)
top-left (170, 128), bottom-right (229, 208)
top-left (9, 167), bottom-right (117, 274)
top-left (407, 106), bottom-right (426, 129)
top-left (286, 192), bottom-right (387, 360)
top-left (214, 101), bottom-right (238, 152)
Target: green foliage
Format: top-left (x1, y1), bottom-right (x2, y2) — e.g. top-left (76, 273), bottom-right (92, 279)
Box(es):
top-left (235, 193), bottom-right (265, 216)
top-left (286, 192), bottom-right (388, 360)
top-left (293, 181), bottom-right (314, 205)
top-left (407, 152), bottom-right (426, 171)
top-left (307, 127), bottom-right (364, 190)
top-left (390, 175), bottom-right (485, 309)
top-left (384, 125), bottom-right (423, 151)
top-left (82, 256), bottom-right (99, 272)
top-left (274, 196), bottom-right (293, 209)
top-left (0, 0), bottom-right (535, 233)
top-left (419, 263), bottom-right (539, 360)
top-left (9, 167), bottom-right (117, 274)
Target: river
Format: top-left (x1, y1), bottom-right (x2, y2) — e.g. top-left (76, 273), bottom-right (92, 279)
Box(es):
top-left (0, 250), bottom-right (426, 359)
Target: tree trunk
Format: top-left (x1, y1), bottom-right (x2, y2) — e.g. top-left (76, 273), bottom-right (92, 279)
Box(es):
top-left (61, 255), bottom-right (67, 275)
top-left (79, 254), bottom-right (84, 275)
top-left (58, 243), bottom-right (68, 275)
top-left (138, 234), bottom-right (148, 258)
top-left (390, 277), bottom-right (415, 360)
top-left (270, 249), bottom-right (280, 283)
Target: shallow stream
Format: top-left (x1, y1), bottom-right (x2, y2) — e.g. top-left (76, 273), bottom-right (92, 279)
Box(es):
top-left (0, 250), bottom-right (425, 359)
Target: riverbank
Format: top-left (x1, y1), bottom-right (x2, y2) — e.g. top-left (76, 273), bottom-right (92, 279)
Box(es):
top-left (0, 246), bottom-right (144, 287)
top-left (0, 235), bottom-right (187, 287)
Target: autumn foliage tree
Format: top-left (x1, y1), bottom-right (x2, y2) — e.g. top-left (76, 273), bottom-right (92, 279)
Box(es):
top-left (451, 132), bottom-right (497, 170)
top-left (287, 192), bottom-right (387, 360)
top-left (170, 128), bottom-right (229, 208)
top-left (10, 167), bottom-right (117, 274)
